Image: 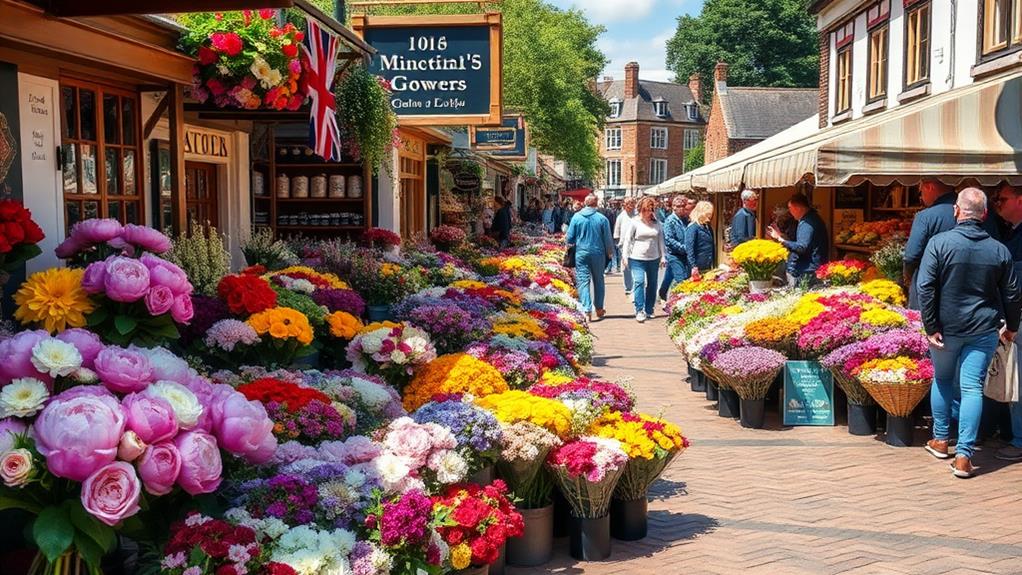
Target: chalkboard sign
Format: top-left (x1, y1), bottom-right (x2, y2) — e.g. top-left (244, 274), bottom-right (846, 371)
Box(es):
top-left (782, 361), bottom-right (835, 426)
top-left (354, 14), bottom-right (503, 126)
top-left (471, 115), bottom-right (528, 160)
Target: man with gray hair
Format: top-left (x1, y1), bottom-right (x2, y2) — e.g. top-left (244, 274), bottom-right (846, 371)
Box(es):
top-left (566, 193), bottom-right (615, 321)
top-left (917, 188), bottom-right (1021, 478)
top-left (730, 189), bottom-right (759, 248)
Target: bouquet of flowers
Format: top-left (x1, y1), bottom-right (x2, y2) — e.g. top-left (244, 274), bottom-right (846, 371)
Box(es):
top-left (312, 287), bottom-right (366, 317)
top-left (217, 273), bottom-right (279, 316)
top-left (853, 355), bottom-right (934, 417)
top-left (474, 390), bottom-right (573, 439)
top-left (374, 417), bottom-right (468, 492)
top-left (730, 239), bottom-right (788, 281)
top-left (496, 421), bottom-right (562, 508)
top-left (695, 335), bottom-right (748, 387)
top-left (431, 481), bottom-right (523, 570)
top-left (860, 279), bottom-right (906, 306)
top-left (14, 268), bottom-right (96, 334)
top-left (402, 353), bottom-right (508, 411)
top-left (0, 199), bottom-right (44, 273)
top-left (797, 305), bottom-right (863, 359)
top-left (815, 259), bottom-right (871, 286)
top-left (362, 228), bottom-right (402, 251)
top-left (238, 377), bottom-right (354, 444)
top-left (363, 489), bottom-right (445, 575)
top-left (180, 10), bottom-right (307, 111)
top-left (529, 377), bottom-right (635, 413)
top-left (397, 301), bottom-right (491, 355)
top-left (348, 256), bottom-right (422, 306)
top-left (465, 342), bottom-right (542, 390)
top-left (592, 411), bottom-right (689, 501)
top-left (346, 322), bottom-right (437, 388)
top-left (428, 225), bottom-right (467, 252)
top-left (56, 219), bottom-right (172, 264)
top-left (320, 310), bottom-right (364, 368)
top-left (870, 240), bottom-right (905, 282)
top-left (547, 437), bottom-right (629, 519)
top-left (160, 513), bottom-right (297, 575)
top-left (265, 265), bottom-right (349, 292)
top-left (743, 317), bottom-right (800, 356)
top-left (710, 345), bottom-right (787, 399)
top-left (412, 397), bottom-right (503, 474)
top-left (821, 328), bottom-right (928, 406)
top-left (245, 306), bottom-right (316, 367)
top-left (200, 318), bottom-right (262, 367)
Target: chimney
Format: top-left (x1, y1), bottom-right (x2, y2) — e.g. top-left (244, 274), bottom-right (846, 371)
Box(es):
top-left (688, 72), bottom-right (702, 103)
top-left (714, 61), bottom-right (729, 83)
top-left (624, 61), bottom-right (640, 99)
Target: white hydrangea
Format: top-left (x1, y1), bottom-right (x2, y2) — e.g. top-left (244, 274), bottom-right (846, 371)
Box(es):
top-left (348, 377), bottom-right (392, 408)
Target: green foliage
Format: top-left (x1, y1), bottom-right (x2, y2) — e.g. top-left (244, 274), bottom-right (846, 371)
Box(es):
top-left (685, 141), bottom-right (705, 172)
top-left (166, 222), bottom-right (232, 297)
top-left (871, 240), bottom-right (906, 282)
top-left (334, 64), bottom-right (399, 174)
top-left (666, 0), bottom-right (819, 101)
top-left (242, 227), bottom-right (299, 270)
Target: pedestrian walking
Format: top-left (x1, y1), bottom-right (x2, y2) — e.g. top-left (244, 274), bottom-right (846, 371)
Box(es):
top-left (903, 180), bottom-right (957, 309)
top-left (566, 194), bottom-right (615, 322)
top-left (990, 183), bottom-right (1022, 462)
top-left (685, 201), bottom-right (716, 280)
top-left (658, 195), bottom-right (692, 301)
top-left (918, 188), bottom-right (1021, 478)
top-left (542, 200), bottom-right (555, 233)
top-left (492, 196), bottom-right (513, 248)
top-left (729, 189), bottom-right (759, 248)
top-left (604, 201), bottom-right (620, 273)
top-left (614, 198), bottom-right (637, 295)
top-left (623, 197), bottom-right (667, 323)
top-left (767, 193), bottom-right (829, 286)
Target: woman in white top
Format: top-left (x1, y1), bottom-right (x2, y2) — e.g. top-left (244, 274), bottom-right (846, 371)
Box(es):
top-left (623, 197), bottom-right (667, 323)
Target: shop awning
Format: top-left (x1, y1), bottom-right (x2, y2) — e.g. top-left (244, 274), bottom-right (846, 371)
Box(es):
top-left (562, 188), bottom-right (592, 200)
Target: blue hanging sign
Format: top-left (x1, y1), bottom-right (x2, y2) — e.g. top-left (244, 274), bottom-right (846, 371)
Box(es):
top-left (471, 115), bottom-right (528, 160)
top-left (352, 14), bottom-right (503, 127)
top-left (782, 361), bottom-right (835, 426)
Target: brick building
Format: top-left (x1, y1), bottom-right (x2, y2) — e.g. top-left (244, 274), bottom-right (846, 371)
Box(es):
top-left (704, 62), bottom-right (818, 164)
top-left (595, 62), bottom-right (705, 199)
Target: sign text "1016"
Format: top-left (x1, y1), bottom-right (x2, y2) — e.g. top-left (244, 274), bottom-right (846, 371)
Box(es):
top-left (408, 36), bottom-right (448, 51)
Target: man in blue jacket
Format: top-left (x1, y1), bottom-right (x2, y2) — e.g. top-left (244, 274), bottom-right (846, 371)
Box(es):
top-left (658, 195), bottom-right (692, 301)
top-left (767, 193), bottom-right (829, 286)
top-left (566, 194), bottom-right (615, 321)
top-left (992, 183), bottom-right (1022, 462)
top-left (729, 189), bottom-right (759, 248)
top-left (903, 180), bottom-right (957, 309)
top-left (918, 188), bottom-right (1021, 478)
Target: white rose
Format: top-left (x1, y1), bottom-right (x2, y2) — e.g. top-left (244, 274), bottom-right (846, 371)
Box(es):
top-left (0, 448), bottom-right (34, 487)
top-left (144, 381), bottom-right (203, 429)
top-left (0, 378), bottom-right (49, 418)
top-left (30, 339), bottom-right (82, 377)
top-left (117, 430), bottom-right (146, 461)
top-left (433, 451), bottom-right (468, 484)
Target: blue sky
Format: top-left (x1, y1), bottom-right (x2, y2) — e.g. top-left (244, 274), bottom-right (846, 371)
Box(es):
top-left (549, 0), bottom-right (704, 82)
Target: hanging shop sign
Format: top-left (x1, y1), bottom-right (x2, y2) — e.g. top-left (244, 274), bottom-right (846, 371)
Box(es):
top-left (352, 14), bottom-right (503, 127)
top-left (470, 114), bottom-right (528, 160)
top-left (782, 361), bottom-right (835, 426)
top-left (183, 129), bottom-right (229, 159)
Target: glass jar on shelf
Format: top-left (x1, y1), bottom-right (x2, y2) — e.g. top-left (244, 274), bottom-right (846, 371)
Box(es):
top-left (276, 173), bottom-right (290, 198)
top-left (292, 175), bottom-right (309, 198)
top-left (311, 174), bottom-right (327, 198)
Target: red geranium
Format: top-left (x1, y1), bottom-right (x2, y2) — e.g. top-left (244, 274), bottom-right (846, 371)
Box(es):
top-left (432, 480), bottom-right (523, 568)
top-left (217, 274), bottom-right (278, 315)
top-left (237, 377), bottom-right (332, 411)
top-left (210, 31), bottom-right (243, 56)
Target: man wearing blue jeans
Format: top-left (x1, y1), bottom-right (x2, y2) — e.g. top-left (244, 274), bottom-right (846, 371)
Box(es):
top-left (566, 194), bottom-right (615, 322)
top-left (990, 183), bottom-right (1022, 461)
top-left (917, 188), bottom-right (1021, 478)
top-left (614, 198), bottom-right (636, 295)
top-left (659, 196), bottom-right (691, 301)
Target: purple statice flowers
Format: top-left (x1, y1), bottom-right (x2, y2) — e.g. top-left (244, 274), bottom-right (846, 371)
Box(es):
top-left (412, 399), bottom-right (503, 468)
top-left (237, 473), bottom-right (319, 526)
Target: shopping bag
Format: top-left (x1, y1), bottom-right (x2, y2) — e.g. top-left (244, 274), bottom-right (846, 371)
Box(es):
top-left (984, 340), bottom-right (1020, 403)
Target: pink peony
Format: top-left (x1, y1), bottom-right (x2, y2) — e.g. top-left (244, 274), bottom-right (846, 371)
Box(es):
top-left (141, 254), bottom-right (191, 296)
top-left (0, 418), bottom-right (27, 453)
top-left (0, 448), bottom-right (33, 487)
top-left (121, 224), bottom-right (171, 255)
top-left (318, 436), bottom-right (382, 465)
top-left (174, 431), bottom-right (222, 495)
top-left (0, 330), bottom-right (50, 383)
top-left (80, 461), bottom-right (141, 526)
top-left (131, 346), bottom-right (193, 385)
top-left (34, 388), bottom-right (125, 481)
top-left (81, 261), bottom-right (107, 294)
top-left (103, 256), bottom-right (150, 302)
top-left (56, 328), bottom-right (104, 369)
top-left (208, 386), bottom-right (276, 464)
top-left (54, 236), bottom-right (83, 259)
top-left (137, 442), bottom-right (181, 496)
top-left (122, 392), bottom-right (178, 444)
top-left (171, 295), bottom-right (194, 324)
top-left (145, 285), bottom-right (175, 316)
top-left (94, 346), bottom-right (153, 394)
top-left (74, 218), bottom-right (123, 245)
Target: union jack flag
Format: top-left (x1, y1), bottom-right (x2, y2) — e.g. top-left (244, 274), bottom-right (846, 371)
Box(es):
top-left (302, 17), bottom-right (341, 161)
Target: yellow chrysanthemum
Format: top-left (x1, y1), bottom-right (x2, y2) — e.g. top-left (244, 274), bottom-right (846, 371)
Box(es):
top-left (14, 268), bottom-right (95, 334)
top-left (379, 263), bottom-right (403, 276)
top-left (450, 280), bottom-right (487, 290)
top-left (450, 543), bottom-right (472, 570)
top-left (326, 311), bottom-right (364, 340)
top-left (404, 353), bottom-right (509, 411)
top-left (789, 293), bottom-right (826, 326)
top-left (475, 390), bottom-right (573, 438)
top-left (246, 306), bottom-right (314, 345)
top-left (264, 266), bottom-right (349, 289)
top-left (860, 308), bottom-right (908, 328)
top-left (539, 371), bottom-right (574, 386)
top-left (590, 411), bottom-right (687, 459)
top-left (860, 279), bottom-right (907, 307)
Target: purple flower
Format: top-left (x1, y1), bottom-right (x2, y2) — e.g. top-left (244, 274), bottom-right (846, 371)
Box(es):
top-left (94, 346), bottom-right (154, 393)
top-left (412, 399), bottom-right (502, 462)
top-left (205, 319), bottom-right (260, 351)
top-left (312, 288), bottom-right (366, 317)
top-left (712, 346), bottom-right (786, 381)
top-left (74, 218), bottom-right (123, 246)
top-left (103, 256), bottom-right (150, 302)
top-left (121, 224), bottom-right (172, 254)
top-left (399, 302), bottom-right (491, 355)
top-left (0, 330), bottom-right (50, 384)
top-left (81, 261), bottom-right (107, 294)
top-left (179, 295), bottom-right (229, 345)
top-left (379, 489), bottom-right (432, 547)
top-left (145, 285), bottom-right (175, 316)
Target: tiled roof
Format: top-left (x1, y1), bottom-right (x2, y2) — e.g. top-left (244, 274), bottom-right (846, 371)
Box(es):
top-left (718, 86), bottom-right (818, 140)
top-left (596, 79), bottom-right (703, 124)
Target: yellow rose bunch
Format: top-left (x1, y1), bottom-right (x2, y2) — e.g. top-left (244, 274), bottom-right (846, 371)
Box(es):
top-left (731, 239), bottom-right (789, 281)
top-left (325, 311), bottom-right (364, 340)
top-left (591, 411), bottom-right (688, 459)
top-left (264, 265), bottom-right (349, 289)
top-left (475, 390), bottom-right (573, 438)
top-left (246, 306), bottom-right (314, 345)
top-left (859, 308), bottom-right (908, 329)
top-left (14, 268), bottom-right (95, 333)
top-left (403, 353), bottom-right (509, 411)
top-left (860, 279), bottom-right (906, 306)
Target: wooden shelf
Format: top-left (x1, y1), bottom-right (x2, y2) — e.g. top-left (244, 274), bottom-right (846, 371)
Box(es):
top-left (275, 197), bottom-right (365, 203)
top-left (272, 162), bottom-right (362, 169)
top-left (276, 225), bottom-right (365, 232)
top-left (872, 207), bottom-right (921, 212)
top-left (834, 243), bottom-right (876, 254)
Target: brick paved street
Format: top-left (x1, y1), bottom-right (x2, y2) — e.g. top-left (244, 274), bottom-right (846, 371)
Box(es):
top-left (509, 274), bottom-right (1022, 575)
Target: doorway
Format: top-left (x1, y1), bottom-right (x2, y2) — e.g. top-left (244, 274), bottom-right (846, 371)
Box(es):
top-left (184, 161), bottom-right (218, 230)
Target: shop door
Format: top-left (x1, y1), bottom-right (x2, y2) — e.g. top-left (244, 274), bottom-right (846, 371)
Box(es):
top-left (184, 161), bottom-right (218, 230)
top-left (399, 136), bottom-right (426, 238)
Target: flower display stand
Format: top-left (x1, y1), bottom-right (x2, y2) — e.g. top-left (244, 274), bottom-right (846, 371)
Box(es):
top-left (859, 378), bottom-right (931, 447)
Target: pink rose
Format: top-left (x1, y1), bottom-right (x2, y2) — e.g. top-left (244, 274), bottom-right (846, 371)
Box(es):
top-left (137, 442), bottom-right (181, 496)
top-left (122, 393), bottom-right (178, 444)
top-left (209, 387), bottom-right (276, 464)
top-left (0, 418), bottom-right (27, 453)
top-left (34, 388), bottom-right (125, 481)
top-left (81, 261), bottom-right (107, 294)
top-left (384, 418), bottom-right (433, 467)
top-left (94, 346), bottom-right (153, 394)
top-left (73, 218), bottom-right (123, 245)
top-left (0, 330), bottom-right (50, 384)
top-left (117, 431), bottom-right (146, 462)
top-left (141, 254), bottom-right (192, 296)
top-left (56, 329), bottom-right (104, 369)
top-left (174, 431), bottom-right (222, 495)
top-left (0, 448), bottom-right (33, 487)
top-left (145, 285), bottom-right (175, 316)
top-left (121, 224), bottom-right (171, 255)
top-left (80, 461), bottom-right (141, 526)
top-left (103, 256), bottom-right (150, 302)
top-left (171, 295), bottom-right (194, 324)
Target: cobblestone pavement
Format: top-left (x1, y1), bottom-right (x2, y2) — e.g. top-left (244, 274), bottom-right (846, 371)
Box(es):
top-left (507, 273), bottom-right (1022, 575)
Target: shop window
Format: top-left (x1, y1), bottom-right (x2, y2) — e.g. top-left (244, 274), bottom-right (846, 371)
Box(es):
top-left (605, 127), bottom-right (621, 150)
top-left (982, 0), bottom-right (1022, 56)
top-left (60, 79), bottom-right (142, 233)
top-left (868, 24), bottom-right (889, 101)
top-left (904, 3), bottom-right (931, 88)
top-left (606, 159), bottom-right (621, 187)
top-left (835, 45), bottom-right (853, 114)
top-left (649, 158), bottom-right (667, 185)
top-left (650, 127), bottom-right (667, 150)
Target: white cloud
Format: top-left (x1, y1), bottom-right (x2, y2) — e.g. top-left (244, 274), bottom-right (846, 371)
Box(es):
top-left (551, 0), bottom-right (657, 22)
top-left (599, 28), bottom-right (677, 82)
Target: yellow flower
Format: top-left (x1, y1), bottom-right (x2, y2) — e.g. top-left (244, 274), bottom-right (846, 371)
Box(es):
top-left (860, 308), bottom-right (907, 328)
top-left (451, 543), bottom-right (472, 570)
top-left (14, 268), bottom-right (95, 334)
top-left (246, 306), bottom-right (314, 345)
top-left (539, 371), bottom-right (574, 386)
top-left (731, 239), bottom-right (789, 279)
top-left (860, 279), bottom-right (906, 306)
top-left (476, 390), bottom-right (573, 438)
top-left (379, 263), bottom-right (402, 276)
top-left (789, 293), bottom-right (826, 326)
top-left (360, 321), bottom-right (401, 334)
top-left (326, 311), bottom-right (364, 340)
top-left (264, 266), bottom-right (348, 289)
top-left (744, 317), bottom-right (800, 347)
top-left (590, 411), bottom-right (687, 459)
top-left (451, 280), bottom-right (487, 290)
top-left (404, 353), bottom-right (509, 411)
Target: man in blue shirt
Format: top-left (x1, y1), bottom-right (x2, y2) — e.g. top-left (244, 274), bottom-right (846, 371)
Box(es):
top-left (992, 183), bottom-right (1022, 462)
top-left (658, 195), bottom-right (692, 300)
top-left (566, 194), bottom-right (615, 321)
top-left (903, 180), bottom-right (957, 309)
top-left (767, 193), bottom-right (829, 285)
top-left (729, 189), bottom-right (759, 248)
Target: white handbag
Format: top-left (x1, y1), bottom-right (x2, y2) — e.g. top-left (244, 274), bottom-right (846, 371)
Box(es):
top-left (985, 340), bottom-right (1020, 403)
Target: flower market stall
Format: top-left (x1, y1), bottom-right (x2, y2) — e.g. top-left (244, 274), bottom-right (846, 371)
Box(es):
top-left (0, 207), bottom-right (688, 574)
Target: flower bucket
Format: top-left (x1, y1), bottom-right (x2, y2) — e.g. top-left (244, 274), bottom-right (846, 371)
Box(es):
top-left (748, 279), bottom-right (772, 294)
top-left (366, 304), bottom-right (393, 322)
top-left (553, 489), bottom-right (571, 538)
top-left (469, 465), bottom-right (495, 486)
top-left (718, 387), bottom-right (740, 419)
top-left (847, 402), bottom-right (878, 436)
top-left (490, 544), bottom-right (505, 575)
top-left (885, 415), bottom-right (916, 447)
top-left (705, 378), bottom-right (719, 401)
top-left (569, 514), bottom-right (611, 561)
top-left (690, 370), bottom-right (706, 392)
top-left (740, 397), bottom-right (766, 429)
top-left (859, 378), bottom-right (931, 418)
top-left (507, 505), bottom-right (553, 566)
top-left (610, 497), bottom-right (648, 541)
top-left (452, 565), bottom-right (489, 575)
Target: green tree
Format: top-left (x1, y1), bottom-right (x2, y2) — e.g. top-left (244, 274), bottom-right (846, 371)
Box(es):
top-left (684, 141), bottom-right (705, 172)
top-left (665, 0), bottom-right (819, 101)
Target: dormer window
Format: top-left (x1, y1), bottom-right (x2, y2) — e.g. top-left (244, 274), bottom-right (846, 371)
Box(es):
top-left (653, 98), bottom-right (668, 117)
top-left (609, 98), bottom-right (622, 118)
top-left (686, 103), bottom-right (699, 121)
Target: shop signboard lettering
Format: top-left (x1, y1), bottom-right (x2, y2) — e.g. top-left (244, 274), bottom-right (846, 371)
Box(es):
top-left (470, 115), bottom-right (528, 160)
top-left (184, 130), bottom-right (228, 158)
top-left (782, 361), bottom-right (835, 426)
top-left (353, 14), bottom-right (503, 126)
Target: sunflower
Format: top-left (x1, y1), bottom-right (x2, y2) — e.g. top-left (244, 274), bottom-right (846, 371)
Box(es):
top-left (14, 268), bottom-right (95, 333)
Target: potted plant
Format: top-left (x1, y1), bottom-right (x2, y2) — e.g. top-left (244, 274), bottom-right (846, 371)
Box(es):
top-left (730, 239), bottom-right (788, 293)
top-left (711, 346), bottom-right (787, 429)
top-left (334, 65), bottom-right (398, 174)
top-left (430, 225), bottom-right (468, 252)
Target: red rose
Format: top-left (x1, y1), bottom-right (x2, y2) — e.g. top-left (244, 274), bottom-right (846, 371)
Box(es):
top-left (266, 563), bottom-right (297, 575)
top-left (22, 220), bottom-right (44, 244)
top-left (282, 44), bottom-right (299, 58)
top-left (3, 221), bottom-right (24, 244)
top-left (0, 200), bottom-right (22, 221)
top-left (198, 46), bottom-right (218, 66)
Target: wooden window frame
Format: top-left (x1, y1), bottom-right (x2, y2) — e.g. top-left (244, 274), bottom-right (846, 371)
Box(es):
top-left (867, 22), bottom-right (889, 103)
top-left (650, 127), bottom-right (668, 150)
top-left (835, 44), bottom-right (854, 115)
top-left (903, 2), bottom-right (931, 90)
top-left (649, 158), bottom-right (667, 185)
top-left (60, 77), bottom-right (144, 232)
top-left (605, 127), bottom-right (621, 150)
top-left (979, 0), bottom-right (1022, 60)
top-left (606, 159), bottom-right (621, 187)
